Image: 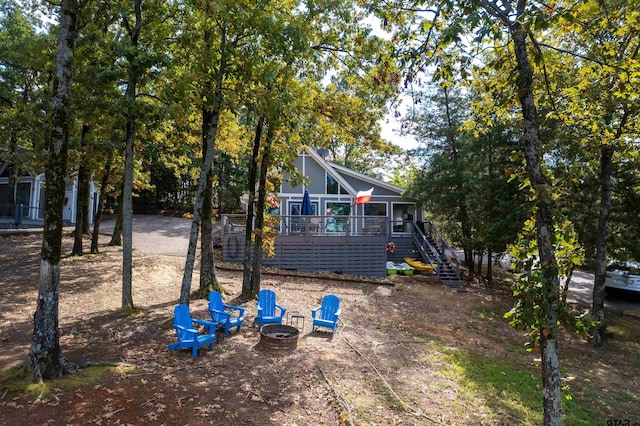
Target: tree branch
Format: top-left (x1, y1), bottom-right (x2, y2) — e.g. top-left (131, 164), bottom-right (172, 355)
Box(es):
top-left (478, 0), bottom-right (512, 27)
top-left (537, 42), bottom-right (631, 72)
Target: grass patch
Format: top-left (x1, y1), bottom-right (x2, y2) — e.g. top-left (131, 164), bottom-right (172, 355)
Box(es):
top-left (426, 345), bottom-right (611, 425)
top-left (606, 317), bottom-right (640, 342)
top-left (473, 306), bottom-right (505, 320)
top-left (1, 364), bottom-right (133, 399)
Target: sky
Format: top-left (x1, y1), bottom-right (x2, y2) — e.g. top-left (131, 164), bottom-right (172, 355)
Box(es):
top-left (380, 110), bottom-right (419, 151)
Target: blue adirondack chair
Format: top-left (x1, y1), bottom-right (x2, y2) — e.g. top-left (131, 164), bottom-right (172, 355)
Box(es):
top-left (311, 294), bottom-right (341, 335)
top-left (255, 289), bottom-right (287, 328)
top-left (208, 291), bottom-right (245, 336)
top-left (168, 304), bottom-right (218, 359)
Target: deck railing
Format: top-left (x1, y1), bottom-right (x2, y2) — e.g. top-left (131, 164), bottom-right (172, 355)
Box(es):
top-left (0, 204), bottom-right (44, 228)
top-left (222, 214), bottom-right (390, 237)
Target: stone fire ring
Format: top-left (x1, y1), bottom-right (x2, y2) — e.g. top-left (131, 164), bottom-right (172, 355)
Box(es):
top-left (259, 324), bottom-right (300, 351)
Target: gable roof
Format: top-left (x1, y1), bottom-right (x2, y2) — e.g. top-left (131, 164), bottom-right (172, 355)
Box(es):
top-left (305, 149), bottom-right (405, 197)
top-left (305, 149), bottom-right (357, 196)
top-left (328, 161), bottom-right (405, 195)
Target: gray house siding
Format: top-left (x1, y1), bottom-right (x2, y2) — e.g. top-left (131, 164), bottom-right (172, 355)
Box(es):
top-left (305, 157), bottom-right (326, 194)
top-left (223, 233), bottom-right (387, 277)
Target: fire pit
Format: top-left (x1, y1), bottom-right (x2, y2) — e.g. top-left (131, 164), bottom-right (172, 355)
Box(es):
top-left (259, 324), bottom-right (299, 351)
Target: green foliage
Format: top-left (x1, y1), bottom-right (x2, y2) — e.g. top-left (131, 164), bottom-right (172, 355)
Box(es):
top-left (505, 212), bottom-right (595, 350)
top-left (404, 82), bottom-right (529, 264)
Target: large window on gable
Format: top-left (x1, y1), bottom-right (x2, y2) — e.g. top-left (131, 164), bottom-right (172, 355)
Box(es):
top-left (326, 173), bottom-right (338, 194)
top-left (326, 173), bottom-right (349, 194)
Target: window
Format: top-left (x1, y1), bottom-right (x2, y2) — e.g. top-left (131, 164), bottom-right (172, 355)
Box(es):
top-left (289, 201), bottom-right (317, 215)
top-left (326, 174), bottom-right (338, 194)
top-left (364, 202), bottom-right (386, 216)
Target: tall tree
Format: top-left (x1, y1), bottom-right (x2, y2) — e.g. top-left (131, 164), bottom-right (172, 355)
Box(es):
top-left (71, 123), bottom-right (90, 256)
top-left (545, 0), bottom-right (640, 347)
top-left (90, 154), bottom-right (113, 253)
top-left (241, 116), bottom-right (263, 298)
top-left (178, 19), bottom-right (230, 305)
top-left (469, 2), bottom-right (563, 421)
top-left (119, 0), bottom-right (142, 311)
top-left (373, 0), bottom-right (567, 422)
top-left (28, 0), bottom-right (80, 382)
top-left (198, 3), bottom-right (223, 297)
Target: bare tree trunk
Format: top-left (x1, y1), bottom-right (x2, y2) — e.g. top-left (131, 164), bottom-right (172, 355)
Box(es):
top-left (241, 117), bottom-right (264, 298)
top-left (198, 19), bottom-right (221, 298)
top-left (109, 189), bottom-right (123, 246)
top-left (8, 132), bottom-right (17, 218)
top-left (121, 0), bottom-right (142, 311)
top-left (486, 252), bottom-right (493, 282)
top-left (590, 146), bottom-right (613, 347)
top-left (29, 0), bottom-right (79, 383)
top-left (91, 156), bottom-right (112, 254)
top-left (179, 25), bottom-right (228, 305)
top-left (72, 124), bottom-right (90, 256)
top-left (81, 169), bottom-right (90, 235)
top-left (464, 249), bottom-right (474, 275)
top-left (511, 22), bottom-right (562, 426)
top-left (249, 126), bottom-right (273, 293)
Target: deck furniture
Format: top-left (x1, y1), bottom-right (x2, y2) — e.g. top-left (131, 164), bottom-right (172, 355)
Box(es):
top-left (208, 291), bottom-right (245, 336)
top-left (311, 294), bottom-right (341, 335)
top-left (255, 289), bottom-right (287, 328)
top-left (168, 304), bottom-right (218, 359)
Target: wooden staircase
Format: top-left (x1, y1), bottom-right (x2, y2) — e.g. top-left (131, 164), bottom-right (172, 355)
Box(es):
top-left (412, 221), bottom-right (464, 287)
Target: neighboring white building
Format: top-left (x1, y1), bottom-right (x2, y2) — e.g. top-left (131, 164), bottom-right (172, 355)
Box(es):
top-left (0, 165), bottom-right (99, 225)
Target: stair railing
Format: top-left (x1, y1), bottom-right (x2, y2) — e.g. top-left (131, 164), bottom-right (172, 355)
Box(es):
top-left (411, 221), bottom-right (443, 276)
top-left (427, 221), bottom-right (460, 280)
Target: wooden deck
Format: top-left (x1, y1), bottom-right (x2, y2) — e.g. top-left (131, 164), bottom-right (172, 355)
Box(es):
top-left (222, 214), bottom-right (398, 277)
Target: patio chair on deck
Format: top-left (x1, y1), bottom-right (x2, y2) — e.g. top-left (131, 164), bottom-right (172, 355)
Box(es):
top-left (255, 289), bottom-right (287, 328)
top-left (311, 294), bottom-right (341, 335)
top-left (168, 304), bottom-right (218, 359)
top-left (208, 291), bottom-right (245, 336)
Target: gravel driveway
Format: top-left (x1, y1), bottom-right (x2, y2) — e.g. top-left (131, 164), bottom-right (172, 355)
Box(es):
top-left (99, 214), bottom-right (192, 256)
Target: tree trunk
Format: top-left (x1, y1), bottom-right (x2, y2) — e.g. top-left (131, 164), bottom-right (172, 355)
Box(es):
top-left (121, 0), bottom-right (143, 311)
top-left (29, 0), bottom-right (79, 383)
top-left (81, 168), bottom-right (91, 235)
top-left (179, 26), bottom-right (228, 305)
top-left (464, 248), bottom-right (474, 275)
top-left (486, 252), bottom-right (493, 282)
top-left (241, 117), bottom-right (264, 298)
top-left (109, 189), bottom-right (123, 246)
top-left (91, 156), bottom-right (112, 254)
top-left (199, 165), bottom-right (221, 296)
top-left (511, 22), bottom-right (562, 426)
top-left (8, 132), bottom-right (17, 218)
top-left (198, 19), bottom-right (221, 298)
top-left (249, 125), bottom-right (273, 294)
top-left (72, 124), bottom-right (90, 256)
top-left (590, 146), bottom-right (613, 347)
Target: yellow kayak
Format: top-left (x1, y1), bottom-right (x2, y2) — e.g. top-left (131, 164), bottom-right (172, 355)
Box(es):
top-left (404, 257), bottom-right (437, 273)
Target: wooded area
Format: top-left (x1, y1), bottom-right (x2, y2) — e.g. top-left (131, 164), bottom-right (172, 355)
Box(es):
top-left (1, 0), bottom-right (639, 424)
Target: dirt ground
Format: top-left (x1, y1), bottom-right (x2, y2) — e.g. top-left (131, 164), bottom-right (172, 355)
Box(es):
top-left (1, 233), bottom-right (639, 425)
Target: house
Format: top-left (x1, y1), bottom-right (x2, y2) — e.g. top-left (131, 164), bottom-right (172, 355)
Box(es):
top-left (222, 150), bottom-right (461, 283)
top-left (0, 160), bottom-right (100, 227)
